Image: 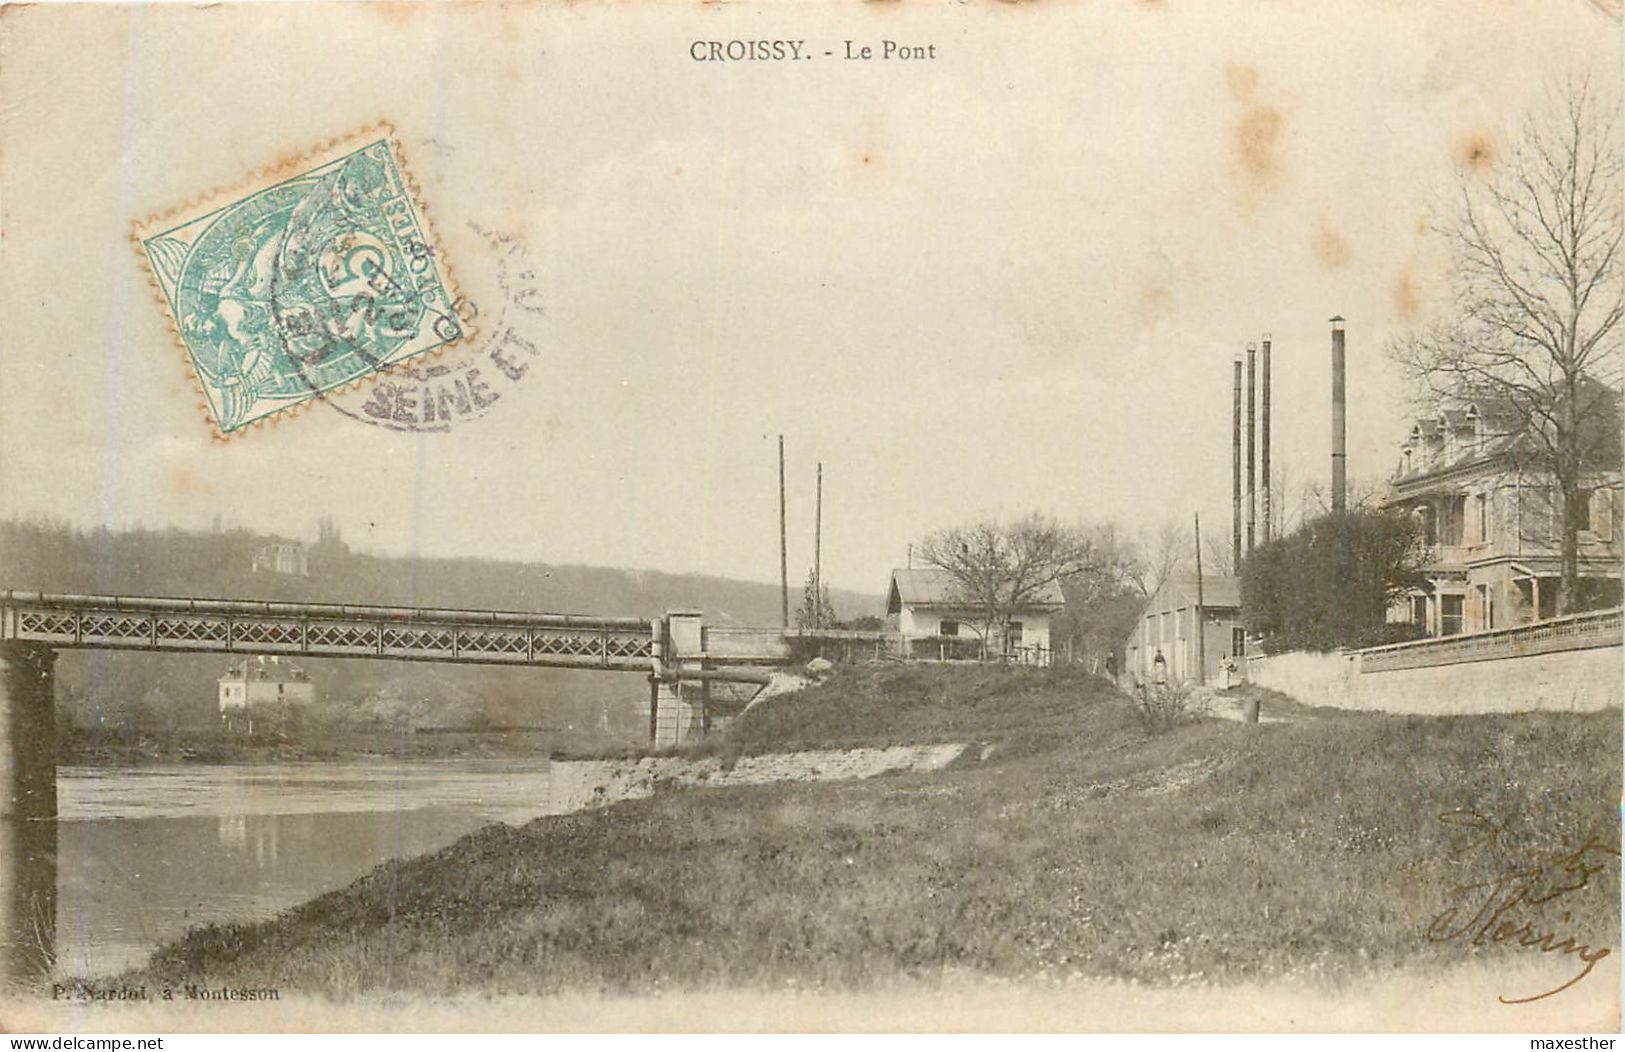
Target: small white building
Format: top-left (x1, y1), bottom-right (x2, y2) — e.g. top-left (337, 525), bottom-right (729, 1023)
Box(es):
top-left (252, 542), bottom-right (309, 576)
top-left (885, 568), bottom-right (1063, 665)
top-left (218, 656), bottom-right (315, 720)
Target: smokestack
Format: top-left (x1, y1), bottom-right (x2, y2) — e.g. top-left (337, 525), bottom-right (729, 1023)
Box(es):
top-left (1232, 353), bottom-right (1243, 572)
top-left (1261, 334), bottom-right (1272, 543)
top-left (1246, 341), bottom-right (1257, 553)
top-left (1331, 316), bottom-right (1347, 512)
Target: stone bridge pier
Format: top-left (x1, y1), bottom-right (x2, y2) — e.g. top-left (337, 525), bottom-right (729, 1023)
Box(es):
top-left (0, 641), bottom-right (57, 987)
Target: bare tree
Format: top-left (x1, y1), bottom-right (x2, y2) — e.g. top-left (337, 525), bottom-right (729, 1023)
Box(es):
top-left (1295, 474), bottom-right (1389, 521)
top-left (1043, 522), bottom-right (1147, 668)
top-left (1069, 521), bottom-right (1142, 602)
top-left (1391, 78), bottom-right (1623, 612)
top-left (1202, 530), bottom-right (1235, 577)
top-left (917, 514), bottom-right (1097, 652)
top-left (1131, 521), bottom-right (1189, 598)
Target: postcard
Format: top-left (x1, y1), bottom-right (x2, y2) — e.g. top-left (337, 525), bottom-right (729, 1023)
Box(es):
top-left (0, 0), bottom-right (1619, 1035)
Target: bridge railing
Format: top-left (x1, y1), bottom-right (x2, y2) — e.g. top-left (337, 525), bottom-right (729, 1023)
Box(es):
top-left (0, 590), bottom-right (650, 629)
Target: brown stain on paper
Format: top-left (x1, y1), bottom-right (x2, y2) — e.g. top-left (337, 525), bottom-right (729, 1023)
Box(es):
top-left (1235, 106), bottom-right (1284, 184)
top-left (1225, 65), bottom-right (1284, 191)
top-left (1311, 219), bottom-right (1351, 269)
top-left (164, 464), bottom-right (215, 500)
top-left (1136, 280), bottom-right (1173, 330)
top-left (1224, 62), bottom-right (1259, 102)
top-left (367, 2), bottom-right (422, 30)
top-left (1456, 131), bottom-right (1496, 172)
top-left (1392, 270), bottom-right (1421, 320)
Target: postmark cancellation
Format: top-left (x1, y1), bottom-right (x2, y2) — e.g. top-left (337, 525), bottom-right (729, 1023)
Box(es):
top-left (133, 126), bottom-right (470, 438)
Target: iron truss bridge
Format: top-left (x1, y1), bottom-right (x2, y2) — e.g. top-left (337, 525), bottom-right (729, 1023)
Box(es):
top-left (0, 591), bottom-right (657, 671)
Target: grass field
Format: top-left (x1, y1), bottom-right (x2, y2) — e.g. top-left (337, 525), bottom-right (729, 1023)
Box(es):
top-left (119, 665), bottom-right (1620, 1000)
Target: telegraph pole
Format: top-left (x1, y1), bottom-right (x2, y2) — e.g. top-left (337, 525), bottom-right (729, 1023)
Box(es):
top-left (813, 461), bottom-right (823, 628)
top-left (1232, 354), bottom-right (1243, 572)
top-left (1194, 512), bottom-right (1206, 685)
top-left (778, 435), bottom-right (789, 628)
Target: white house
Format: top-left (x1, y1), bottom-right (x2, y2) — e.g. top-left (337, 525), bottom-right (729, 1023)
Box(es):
top-left (218, 656), bottom-right (315, 721)
top-left (885, 567), bottom-right (1063, 665)
top-left (252, 541), bottom-right (309, 576)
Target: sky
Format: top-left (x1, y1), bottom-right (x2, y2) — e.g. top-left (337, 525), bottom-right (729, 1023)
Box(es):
top-left (1, 0), bottom-right (1619, 605)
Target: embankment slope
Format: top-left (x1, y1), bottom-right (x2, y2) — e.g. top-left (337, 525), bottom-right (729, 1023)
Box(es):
top-left (123, 666), bottom-right (1620, 1010)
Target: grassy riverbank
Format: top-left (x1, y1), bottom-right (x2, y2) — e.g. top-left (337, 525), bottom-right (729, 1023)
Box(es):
top-left (124, 666), bottom-right (1620, 999)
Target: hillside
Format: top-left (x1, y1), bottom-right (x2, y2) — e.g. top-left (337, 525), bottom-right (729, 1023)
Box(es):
top-left (0, 518), bottom-right (879, 739)
top-left (121, 666), bottom-right (1621, 1002)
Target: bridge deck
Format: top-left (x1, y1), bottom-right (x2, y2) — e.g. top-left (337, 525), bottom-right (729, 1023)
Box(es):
top-left (0, 591), bottom-right (659, 671)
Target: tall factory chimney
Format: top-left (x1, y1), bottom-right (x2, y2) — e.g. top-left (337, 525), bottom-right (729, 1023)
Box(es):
top-left (1261, 334), bottom-right (1272, 543)
top-left (1330, 316), bottom-right (1347, 512)
top-left (1232, 353), bottom-right (1243, 572)
top-left (1246, 341), bottom-right (1257, 553)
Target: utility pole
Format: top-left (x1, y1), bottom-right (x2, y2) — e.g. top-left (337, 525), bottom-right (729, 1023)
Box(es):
top-left (1231, 354), bottom-right (1243, 572)
top-left (813, 461), bottom-right (823, 628)
top-left (1194, 512), bottom-right (1206, 686)
top-left (778, 435), bottom-right (789, 628)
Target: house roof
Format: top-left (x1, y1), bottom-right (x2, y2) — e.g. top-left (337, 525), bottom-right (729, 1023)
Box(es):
top-left (1392, 383), bottom-right (1622, 487)
top-left (220, 656), bottom-right (310, 683)
top-left (1143, 574), bottom-right (1242, 614)
top-left (1391, 429), bottom-right (1524, 485)
top-left (886, 568), bottom-right (1066, 613)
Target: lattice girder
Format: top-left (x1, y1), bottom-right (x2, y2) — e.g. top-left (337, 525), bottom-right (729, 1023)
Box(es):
top-left (0, 594), bottom-right (662, 670)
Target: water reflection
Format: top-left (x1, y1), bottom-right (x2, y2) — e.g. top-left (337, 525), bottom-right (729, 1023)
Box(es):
top-left (217, 814), bottom-right (246, 853)
top-left (51, 760), bottom-right (553, 977)
top-left (216, 814), bottom-right (281, 867)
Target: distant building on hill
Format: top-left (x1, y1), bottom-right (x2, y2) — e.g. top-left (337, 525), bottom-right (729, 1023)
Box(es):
top-left (885, 567), bottom-right (1062, 665)
top-left (1124, 575), bottom-right (1244, 688)
top-left (218, 657), bottom-right (315, 727)
top-left (252, 541), bottom-right (308, 576)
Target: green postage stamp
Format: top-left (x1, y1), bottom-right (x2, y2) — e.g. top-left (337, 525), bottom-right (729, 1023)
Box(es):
top-left (135, 128), bottom-right (468, 437)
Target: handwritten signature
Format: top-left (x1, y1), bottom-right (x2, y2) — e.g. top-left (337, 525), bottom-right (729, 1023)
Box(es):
top-left (1427, 809), bottom-right (1620, 1004)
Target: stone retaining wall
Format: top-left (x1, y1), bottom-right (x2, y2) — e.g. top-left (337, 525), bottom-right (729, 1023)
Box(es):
top-left (1247, 642), bottom-right (1621, 715)
top-left (549, 743), bottom-right (968, 813)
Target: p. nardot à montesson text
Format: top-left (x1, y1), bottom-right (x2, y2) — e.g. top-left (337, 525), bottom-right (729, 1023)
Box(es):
top-left (690, 39), bottom-right (938, 62)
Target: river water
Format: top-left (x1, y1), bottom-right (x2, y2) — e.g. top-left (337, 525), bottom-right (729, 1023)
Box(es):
top-left (54, 759), bottom-right (556, 977)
